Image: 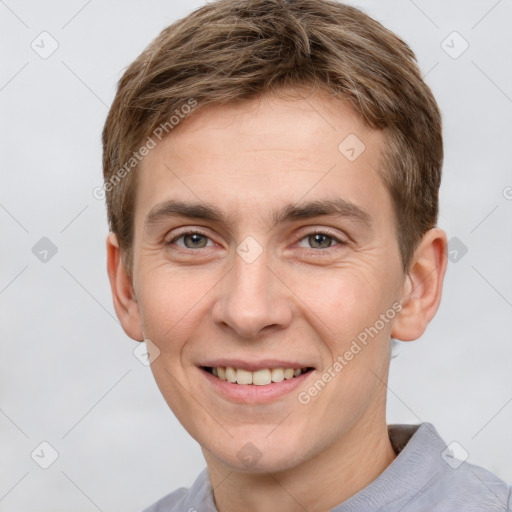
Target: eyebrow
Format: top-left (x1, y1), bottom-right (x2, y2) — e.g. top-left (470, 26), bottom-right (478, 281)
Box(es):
top-left (144, 198), bottom-right (373, 232)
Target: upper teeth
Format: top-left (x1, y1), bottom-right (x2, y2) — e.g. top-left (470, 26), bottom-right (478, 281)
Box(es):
top-left (212, 367), bottom-right (306, 385)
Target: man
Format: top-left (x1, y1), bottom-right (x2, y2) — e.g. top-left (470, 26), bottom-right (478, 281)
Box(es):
top-left (102, 0), bottom-right (511, 510)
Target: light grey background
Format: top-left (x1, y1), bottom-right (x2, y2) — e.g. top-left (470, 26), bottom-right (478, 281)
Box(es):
top-left (1, 0), bottom-right (511, 510)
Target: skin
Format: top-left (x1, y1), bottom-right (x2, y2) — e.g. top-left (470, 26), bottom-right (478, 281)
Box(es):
top-left (107, 89), bottom-right (447, 512)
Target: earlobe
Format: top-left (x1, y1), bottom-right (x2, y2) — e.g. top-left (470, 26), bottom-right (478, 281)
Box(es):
top-left (391, 228), bottom-right (448, 342)
top-left (106, 232), bottom-right (144, 341)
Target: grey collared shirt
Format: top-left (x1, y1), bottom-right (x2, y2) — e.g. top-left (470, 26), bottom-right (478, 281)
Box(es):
top-left (142, 423), bottom-right (512, 511)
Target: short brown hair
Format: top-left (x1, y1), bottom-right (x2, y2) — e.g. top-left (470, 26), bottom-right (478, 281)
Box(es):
top-left (102, 0), bottom-right (443, 275)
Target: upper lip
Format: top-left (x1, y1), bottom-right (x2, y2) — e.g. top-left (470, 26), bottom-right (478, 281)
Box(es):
top-left (198, 359), bottom-right (315, 372)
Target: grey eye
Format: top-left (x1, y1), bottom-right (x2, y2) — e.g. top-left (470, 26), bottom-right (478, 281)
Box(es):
top-left (170, 232), bottom-right (213, 249)
top-left (307, 233), bottom-right (334, 249)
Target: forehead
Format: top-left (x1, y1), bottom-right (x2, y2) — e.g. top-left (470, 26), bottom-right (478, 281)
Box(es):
top-left (154, 92), bottom-right (381, 165)
top-left (135, 91), bottom-right (391, 231)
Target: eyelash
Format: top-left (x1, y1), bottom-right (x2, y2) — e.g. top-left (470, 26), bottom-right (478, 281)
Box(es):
top-left (166, 229), bottom-right (347, 255)
top-left (298, 229), bottom-right (348, 254)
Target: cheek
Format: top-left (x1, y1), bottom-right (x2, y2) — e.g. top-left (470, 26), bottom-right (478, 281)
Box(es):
top-left (291, 265), bottom-right (394, 344)
top-left (290, 264), bottom-right (396, 412)
top-left (136, 269), bottom-right (208, 355)
top-left (138, 272), bottom-right (210, 429)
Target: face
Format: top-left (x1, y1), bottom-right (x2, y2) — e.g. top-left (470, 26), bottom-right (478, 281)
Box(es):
top-left (128, 91), bottom-right (407, 472)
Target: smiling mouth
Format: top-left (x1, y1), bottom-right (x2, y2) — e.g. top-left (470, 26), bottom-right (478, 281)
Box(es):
top-left (202, 366), bottom-right (314, 385)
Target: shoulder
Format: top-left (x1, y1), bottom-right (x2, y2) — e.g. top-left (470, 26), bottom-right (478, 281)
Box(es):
top-left (393, 423), bottom-right (512, 511)
top-left (140, 468), bottom-right (215, 512)
top-left (141, 487), bottom-right (189, 512)
top-left (367, 423), bottom-right (512, 512)
top-left (424, 460), bottom-right (512, 511)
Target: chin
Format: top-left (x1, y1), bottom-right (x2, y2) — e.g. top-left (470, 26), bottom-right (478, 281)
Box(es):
top-left (225, 450), bottom-right (303, 474)
top-left (204, 431), bottom-right (308, 474)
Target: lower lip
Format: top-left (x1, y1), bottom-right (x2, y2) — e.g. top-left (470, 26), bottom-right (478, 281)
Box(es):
top-left (199, 367), bottom-right (314, 404)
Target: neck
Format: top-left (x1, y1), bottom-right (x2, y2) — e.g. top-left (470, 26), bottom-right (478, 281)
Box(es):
top-left (205, 413), bottom-right (396, 512)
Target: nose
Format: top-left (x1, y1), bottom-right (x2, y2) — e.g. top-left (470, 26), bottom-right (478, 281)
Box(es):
top-left (212, 247), bottom-right (293, 339)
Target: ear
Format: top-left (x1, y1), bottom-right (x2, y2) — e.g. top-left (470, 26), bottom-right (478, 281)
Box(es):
top-left (106, 232), bottom-right (144, 341)
top-left (391, 228), bottom-right (448, 342)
